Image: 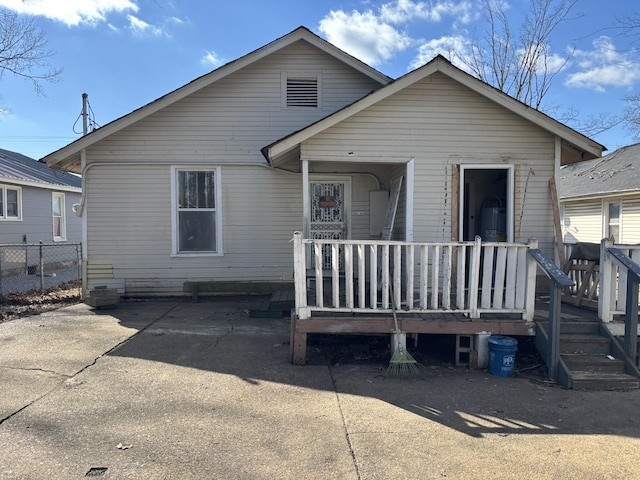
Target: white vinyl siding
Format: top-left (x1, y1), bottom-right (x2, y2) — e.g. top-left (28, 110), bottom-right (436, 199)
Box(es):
top-left (0, 185), bottom-right (21, 221)
top-left (82, 40), bottom-right (384, 294)
top-left (302, 71), bottom-right (557, 252)
top-left (622, 199), bottom-right (640, 243)
top-left (52, 192), bottom-right (66, 241)
top-left (562, 201), bottom-right (604, 244)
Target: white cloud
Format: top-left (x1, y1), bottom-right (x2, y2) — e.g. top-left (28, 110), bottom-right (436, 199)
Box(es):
top-left (565, 37), bottom-right (640, 92)
top-left (127, 14), bottom-right (163, 36)
top-left (201, 50), bottom-right (225, 68)
top-left (319, 9), bottom-right (412, 66)
top-left (0, 0), bottom-right (138, 26)
top-left (410, 35), bottom-right (471, 70)
top-left (318, 1), bottom-right (476, 67)
top-left (380, 0), bottom-right (474, 25)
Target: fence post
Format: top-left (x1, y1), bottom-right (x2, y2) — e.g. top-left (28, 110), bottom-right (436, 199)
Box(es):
top-left (39, 241), bottom-right (44, 291)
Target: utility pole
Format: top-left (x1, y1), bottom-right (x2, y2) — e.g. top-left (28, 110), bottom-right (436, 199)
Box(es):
top-left (81, 92), bottom-right (88, 136)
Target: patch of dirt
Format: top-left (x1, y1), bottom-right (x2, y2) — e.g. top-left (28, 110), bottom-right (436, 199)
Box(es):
top-left (0, 281), bottom-right (82, 323)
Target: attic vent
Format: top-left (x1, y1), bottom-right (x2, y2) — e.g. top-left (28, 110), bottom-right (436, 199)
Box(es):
top-left (287, 78), bottom-right (318, 107)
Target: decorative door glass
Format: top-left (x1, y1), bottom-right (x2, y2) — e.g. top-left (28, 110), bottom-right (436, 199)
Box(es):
top-left (310, 182), bottom-right (346, 270)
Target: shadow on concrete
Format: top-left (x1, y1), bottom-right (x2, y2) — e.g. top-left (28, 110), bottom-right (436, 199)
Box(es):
top-left (103, 296), bottom-right (640, 440)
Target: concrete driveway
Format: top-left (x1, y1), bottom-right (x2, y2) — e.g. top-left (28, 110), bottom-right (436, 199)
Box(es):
top-left (1, 297), bottom-right (639, 479)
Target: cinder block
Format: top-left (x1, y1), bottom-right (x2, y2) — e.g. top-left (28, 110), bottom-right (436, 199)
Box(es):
top-left (86, 286), bottom-right (120, 308)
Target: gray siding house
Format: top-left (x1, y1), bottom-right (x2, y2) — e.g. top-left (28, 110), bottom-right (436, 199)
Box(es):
top-left (559, 143), bottom-right (640, 245)
top-left (0, 148), bottom-right (81, 245)
top-left (42, 27), bottom-right (604, 299)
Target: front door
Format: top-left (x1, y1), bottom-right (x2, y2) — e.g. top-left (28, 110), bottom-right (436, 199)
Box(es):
top-left (309, 179), bottom-right (350, 269)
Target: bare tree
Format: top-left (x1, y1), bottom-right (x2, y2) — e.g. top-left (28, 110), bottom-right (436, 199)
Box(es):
top-left (617, 13), bottom-right (640, 140)
top-left (0, 8), bottom-right (61, 97)
top-left (457, 0), bottom-right (577, 110)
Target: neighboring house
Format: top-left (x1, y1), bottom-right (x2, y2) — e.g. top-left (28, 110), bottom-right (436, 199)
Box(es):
top-left (42, 27), bottom-right (604, 298)
top-left (558, 143), bottom-right (640, 245)
top-left (0, 148), bottom-right (81, 245)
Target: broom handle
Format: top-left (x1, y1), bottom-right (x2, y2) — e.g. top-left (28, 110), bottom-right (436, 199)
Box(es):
top-left (389, 276), bottom-right (400, 333)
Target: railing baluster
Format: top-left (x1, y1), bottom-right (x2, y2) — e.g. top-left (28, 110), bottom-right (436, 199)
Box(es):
top-left (505, 246), bottom-right (518, 309)
top-left (393, 245), bottom-right (402, 309)
top-left (331, 244), bottom-right (340, 308)
top-left (369, 244), bottom-right (378, 309)
top-left (358, 244), bottom-right (366, 309)
top-left (456, 244), bottom-right (466, 309)
top-left (407, 244), bottom-right (415, 309)
top-left (382, 244), bottom-right (390, 309)
top-left (314, 243), bottom-right (324, 308)
top-left (345, 244), bottom-right (354, 309)
top-left (443, 245), bottom-right (452, 309)
top-left (420, 245), bottom-right (428, 309)
top-left (481, 246), bottom-right (494, 308)
top-left (493, 246), bottom-right (507, 308)
top-left (431, 245), bottom-right (440, 309)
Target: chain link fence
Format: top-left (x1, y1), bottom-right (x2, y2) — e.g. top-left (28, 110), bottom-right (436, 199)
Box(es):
top-left (0, 243), bottom-right (82, 295)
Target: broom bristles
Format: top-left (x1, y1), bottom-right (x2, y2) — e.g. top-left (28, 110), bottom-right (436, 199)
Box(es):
top-left (385, 346), bottom-right (423, 377)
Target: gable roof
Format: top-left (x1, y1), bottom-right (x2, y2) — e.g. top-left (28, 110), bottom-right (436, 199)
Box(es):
top-left (262, 55), bottom-right (605, 166)
top-left (41, 26), bottom-right (391, 173)
top-left (558, 143), bottom-right (640, 200)
top-left (0, 148), bottom-right (81, 191)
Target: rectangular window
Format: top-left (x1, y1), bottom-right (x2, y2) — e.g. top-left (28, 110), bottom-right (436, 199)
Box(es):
top-left (52, 192), bottom-right (66, 241)
top-left (0, 185), bottom-right (21, 220)
top-left (172, 167), bottom-right (221, 255)
top-left (607, 202), bottom-right (620, 243)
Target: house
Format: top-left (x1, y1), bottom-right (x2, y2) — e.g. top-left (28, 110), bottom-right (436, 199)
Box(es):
top-left (42, 26), bottom-right (604, 305)
top-left (0, 148), bottom-right (81, 245)
top-left (558, 143), bottom-right (640, 245)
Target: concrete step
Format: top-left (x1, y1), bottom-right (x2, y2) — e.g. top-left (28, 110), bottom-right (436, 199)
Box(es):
top-left (570, 372), bottom-right (640, 391)
top-left (561, 353), bottom-right (626, 374)
top-left (560, 334), bottom-right (612, 354)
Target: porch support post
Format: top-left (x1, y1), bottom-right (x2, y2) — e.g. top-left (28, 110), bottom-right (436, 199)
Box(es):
top-left (302, 160), bottom-right (310, 238)
top-left (293, 232), bottom-right (310, 320)
top-left (547, 277), bottom-right (562, 382)
top-left (524, 238), bottom-right (538, 321)
top-left (624, 275), bottom-right (638, 367)
top-left (599, 238), bottom-right (613, 322)
top-left (468, 236), bottom-right (481, 318)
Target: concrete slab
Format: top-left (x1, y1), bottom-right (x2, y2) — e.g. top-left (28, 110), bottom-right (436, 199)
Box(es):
top-left (1, 297), bottom-right (640, 479)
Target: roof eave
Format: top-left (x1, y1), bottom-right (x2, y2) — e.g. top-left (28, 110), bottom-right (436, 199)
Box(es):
top-left (42, 27), bottom-right (391, 169)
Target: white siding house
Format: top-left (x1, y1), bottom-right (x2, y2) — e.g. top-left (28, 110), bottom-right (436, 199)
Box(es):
top-left (558, 143), bottom-right (640, 245)
top-left (0, 148), bottom-right (81, 245)
top-left (42, 27), bottom-right (604, 298)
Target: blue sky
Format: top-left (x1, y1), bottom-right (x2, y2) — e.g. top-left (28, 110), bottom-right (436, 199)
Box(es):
top-left (1, 0), bottom-right (639, 160)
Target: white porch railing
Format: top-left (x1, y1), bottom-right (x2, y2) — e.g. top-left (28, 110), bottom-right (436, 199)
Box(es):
top-left (292, 232), bottom-right (538, 321)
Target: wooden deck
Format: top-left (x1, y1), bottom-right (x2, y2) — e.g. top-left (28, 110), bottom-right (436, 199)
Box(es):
top-left (290, 310), bottom-right (535, 365)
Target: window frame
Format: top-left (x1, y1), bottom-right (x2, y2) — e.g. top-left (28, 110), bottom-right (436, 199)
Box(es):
top-left (0, 184), bottom-right (22, 221)
top-left (52, 192), bottom-right (67, 241)
top-left (605, 200), bottom-right (621, 243)
top-left (281, 72), bottom-right (322, 109)
top-left (170, 166), bottom-right (223, 257)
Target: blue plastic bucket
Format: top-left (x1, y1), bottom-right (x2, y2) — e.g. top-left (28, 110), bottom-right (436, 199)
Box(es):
top-left (488, 335), bottom-right (518, 376)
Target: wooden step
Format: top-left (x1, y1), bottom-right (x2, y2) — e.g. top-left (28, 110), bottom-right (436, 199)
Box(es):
top-left (537, 321), bottom-right (600, 335)
top-left (560, 334), bottom-right (612, 354)
top-left (561, 353), bottom-right (626, 374)
top-left (570, 372), bottom-right (640, 391)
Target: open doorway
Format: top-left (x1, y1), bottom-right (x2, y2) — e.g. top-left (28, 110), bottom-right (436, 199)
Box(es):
top-left (460, 166), bottom-right (513, 242)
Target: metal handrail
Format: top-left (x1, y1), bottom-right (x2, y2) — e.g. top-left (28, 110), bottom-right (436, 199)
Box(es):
top-left (528, 248), bottom-right (574, 382)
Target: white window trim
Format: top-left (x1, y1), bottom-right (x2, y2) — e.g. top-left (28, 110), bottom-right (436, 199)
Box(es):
top-left (0, 184), bottom-right (22, 221)
top-left (170, 166), bottom-right (223, 257)
top-left (281, 71), bottom-right (322, 109)
top-left (52, 192), bottom-right (67, 241)
top-left (604, 199), bottom-right (621, 243)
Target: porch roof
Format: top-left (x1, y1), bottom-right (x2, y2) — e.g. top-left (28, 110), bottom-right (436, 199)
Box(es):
top-left (262, 55), bottom-right (605, 167)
